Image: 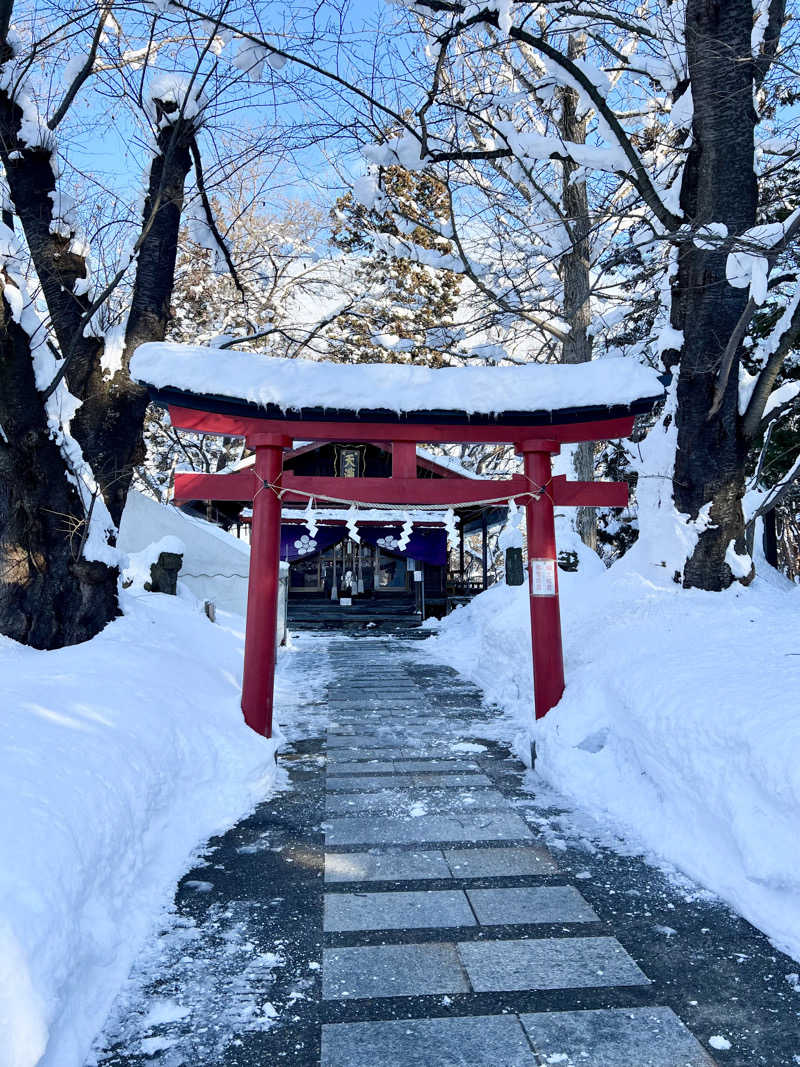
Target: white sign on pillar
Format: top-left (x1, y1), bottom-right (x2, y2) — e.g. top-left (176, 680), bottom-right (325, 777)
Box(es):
top-left (529, 558), bottom-right (556, 597)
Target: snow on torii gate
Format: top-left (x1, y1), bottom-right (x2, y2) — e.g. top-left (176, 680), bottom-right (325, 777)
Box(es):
top-left (131, 344), bottom-right (663, 739)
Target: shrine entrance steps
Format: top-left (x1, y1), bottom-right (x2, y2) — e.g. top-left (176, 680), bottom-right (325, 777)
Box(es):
top-left (90, 634), bottom-right (800, 1067)
top-left (287, 592), bottom-right (422, 631)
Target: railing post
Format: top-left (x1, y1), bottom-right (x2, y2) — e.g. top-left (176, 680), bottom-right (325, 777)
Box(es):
top-left (520, 440), bottom-right (565, 721)
top-left (241, 433), bottom-right (292, 738)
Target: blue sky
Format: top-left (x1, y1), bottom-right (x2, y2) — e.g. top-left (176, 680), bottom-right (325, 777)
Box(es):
top-left (63, 0), bottom-right (406, 242)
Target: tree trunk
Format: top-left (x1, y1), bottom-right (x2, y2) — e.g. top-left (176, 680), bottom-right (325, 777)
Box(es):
top-left (671, 0), bottom-right (757, 589)
top-left (559, 32), bottom-right (596, 550)
top-left (70, 125), bottom-right (194, 529)
top-left (0, 298), bottom-right (118, 648)
top-left (0, 87), bottom-right (193, 648)
top-left (0, 94), bottom-right (194, 534)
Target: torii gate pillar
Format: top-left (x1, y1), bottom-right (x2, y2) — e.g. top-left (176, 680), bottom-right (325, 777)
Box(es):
top-left (520, 440), bottom-right (565, 719)
top-left (241, 433), bottom-right (292, 737)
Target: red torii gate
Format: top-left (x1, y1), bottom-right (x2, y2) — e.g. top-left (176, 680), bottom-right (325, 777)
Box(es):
top-left (132, 346), bottom-right (661, 739)
top-left (170, 415), bottom-right (636, 739)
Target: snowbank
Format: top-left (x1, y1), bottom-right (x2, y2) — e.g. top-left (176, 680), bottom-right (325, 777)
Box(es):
top-left (425, 561), bottom-right (800, 962)
top-left (0, 589), bottom-right (309, 1067)
top-left (119, 491), bottom-right (251, 615)
top-left (131, 342), bottom-right (663, 416)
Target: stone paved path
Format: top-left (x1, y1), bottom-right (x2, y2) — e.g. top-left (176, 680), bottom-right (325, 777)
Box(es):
top-left (90, 634), bottom-right (800, 1067)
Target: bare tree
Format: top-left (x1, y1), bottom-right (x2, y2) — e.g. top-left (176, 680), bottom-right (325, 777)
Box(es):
top-left (0, 0), bottom-right (324, 647)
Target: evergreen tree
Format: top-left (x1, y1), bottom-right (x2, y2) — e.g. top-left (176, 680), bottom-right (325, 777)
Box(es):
top-left (329, 166), bottom-right (461, 366)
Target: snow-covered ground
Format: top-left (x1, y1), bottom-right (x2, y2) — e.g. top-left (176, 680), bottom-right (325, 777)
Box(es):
top-left (425, 553), bottom-right (800, 963)
top-left (0, 587), bottom-right (318, 1067)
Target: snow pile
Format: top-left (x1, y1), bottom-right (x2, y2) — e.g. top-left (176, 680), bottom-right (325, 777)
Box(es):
top-left (119, 491), bottom-right (251, 615)
top-left (119, 493), bottom-right (290, 645)
top-left (130, 342), bottom-right (663, 416)
top-left (0, 588), bottom-right (309, 1067)
top-left (147, 74), bottom-right (207, 125)
top-left (123, 534), bottom-right (186, 591)
top-left (425, 560), bottom-right (800, 961)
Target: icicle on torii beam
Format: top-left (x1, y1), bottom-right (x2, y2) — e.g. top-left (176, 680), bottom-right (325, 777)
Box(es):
top-left (131, 343), bottom-right (664, 739)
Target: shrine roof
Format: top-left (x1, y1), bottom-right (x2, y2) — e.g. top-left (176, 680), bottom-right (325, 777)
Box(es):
top-left (226, 441), bottom-right (480, 480)
top-left (131, 343), bottom-right (664, 427)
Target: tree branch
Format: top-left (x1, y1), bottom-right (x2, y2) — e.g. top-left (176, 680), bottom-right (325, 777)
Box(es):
top-left (754, 0), bottom-right (787, 90)
top-left (218, 301), bottom-right (356, 354)
top-left (0, 88), bottom-right (101, 400)
top-left (38, 113), bottom-right (196, 403)
top-left (40, 11), bottom-right (223, 402)
top-left (440, 179), bottom-right (569, 344)
top-left (750, 449), bottom-right (800, 521)
top-left (188, 135), bottom-right (245, 298)
top-left (48, 3), bottom-right (111, 130)
top-left (174, 1), bottom-right (413, 136)
top-left (707, 295), bottom-right (756, 420)
top-left (708, 211), bottom-right (800, 422)
top-left (122, 121), bottom-right (195, 358)
top-left (403, 0), bottom-right (684, 231)
top-left (742, 288), bottom-right (800, 439)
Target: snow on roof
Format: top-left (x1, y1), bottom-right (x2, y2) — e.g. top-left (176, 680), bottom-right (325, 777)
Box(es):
top-left (131, 342), bottom-right (663, 419)
top-left (415, 447), bottom-right (479, 480)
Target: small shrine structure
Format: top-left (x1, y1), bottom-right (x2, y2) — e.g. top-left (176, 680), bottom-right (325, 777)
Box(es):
top-left (178, 441), bottom-right (503, 623)
top-left (131, 343), bottom-right (663, 739)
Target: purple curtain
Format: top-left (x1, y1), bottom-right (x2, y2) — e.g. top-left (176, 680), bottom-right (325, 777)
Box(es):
top-left (358, 525), bottom-right (447, 567)
top-left (281, 523), bottom-right (447, 566)
top-left (280, 524), bottom-right (347, 562)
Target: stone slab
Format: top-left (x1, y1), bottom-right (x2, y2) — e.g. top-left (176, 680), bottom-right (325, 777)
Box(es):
top-left (458, 936), bottom-right (651, 992)
top-left (519, 1007), bottom-right (715, 1067)
top-left (327, 761), bottom-right (397, 775)
top-left (410, 772), bottom-right (494, 788)
top-left (467, 886), bottom-right (599, 925)
top-left (324, 889), bottom-right (476, 932)
top-left (327, 734), bottom-right (399, 747)
top-left (444, 846), bottom-right (558, 877)
top-left (327, 697), bottom-right (420, 705)
top-left (326, 744), bottom-right (420, 754)
top-left (329, 684), bottom-right (415, 691)
top-left (329, 680), bottom-right (416, 685)
top-left (392, 759), bottom-right (478, 772)
top-left (326, 738), bottom-right (448, 746)
top-left (326, 749), bottom-right (444, 764)
top-left (331, 679), bottom-right (415, 684)
top-left (321, 1014), bottom-right (535, 1066)
top-left (324, 776), bottom-right (406, 793)
top-left (326, 788), bottom-right (508, 816)
top-left (325, 773), bottom-right (494, 793)
top-left (322, 942), bottom-right (468, 1000)
top-left (325, 810), bottom-right (534, 846)
top-left (324, 849), bottom-right (451, 883)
